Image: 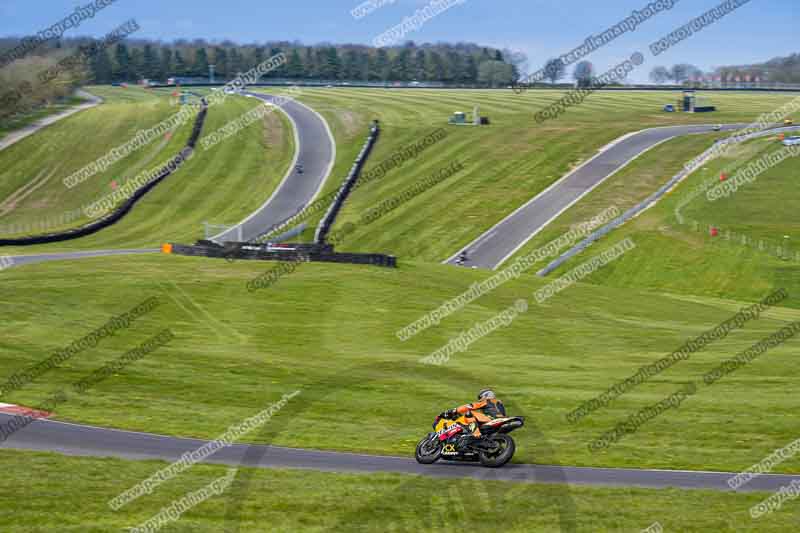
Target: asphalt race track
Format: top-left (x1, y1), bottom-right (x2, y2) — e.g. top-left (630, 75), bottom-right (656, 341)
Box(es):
top-left (2, 91), bottom-right (335, 269)
top-left (208, 91), bottom-right (335, 244)
top-left (5, 111), bottom-right (796, 493)
top-left (1, 412), bottom-right (796, 492)
top-left (5, 248), bottom-right (159, 268)
top-left (445, 123), bottom-right (748, 270)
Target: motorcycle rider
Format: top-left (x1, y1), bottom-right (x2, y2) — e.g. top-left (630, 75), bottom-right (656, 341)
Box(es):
top-left (440, 389), bottom-right (506, 444)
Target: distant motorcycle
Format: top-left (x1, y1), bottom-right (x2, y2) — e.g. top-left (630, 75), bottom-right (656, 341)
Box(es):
top-left (415, 413), bottom-right (524, 468)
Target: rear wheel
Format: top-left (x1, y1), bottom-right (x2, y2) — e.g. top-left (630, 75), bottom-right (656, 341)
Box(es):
top-left (415, 436), bottom-right (442, 464)
top-left (478, 434), bottom-right (515, 468)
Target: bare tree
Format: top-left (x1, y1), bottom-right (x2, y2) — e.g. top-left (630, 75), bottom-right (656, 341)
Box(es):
top-left (502, 48), bottom-right (528, 83)
top-left (649, 66), bottom-right (670, 84)
top-left (543, 58), bottom-right (566, 84)
top-left (669, 63), bottom-right (702, 84)
top-left (573, 61), bottom-right (594, 87)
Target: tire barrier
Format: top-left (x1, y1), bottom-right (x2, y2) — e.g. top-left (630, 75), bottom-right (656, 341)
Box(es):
top-left (169, 240), bottom-right (397, 268)
top-left (314, 121), bottom-right (380, 244)
top-left (0, 103), bottom-right (208, 247)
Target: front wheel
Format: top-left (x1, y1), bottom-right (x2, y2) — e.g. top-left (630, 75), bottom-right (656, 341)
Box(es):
top-left (415, 436), bottom-right (442, 464)
top-left (478, 434), bottom-right (515, 468)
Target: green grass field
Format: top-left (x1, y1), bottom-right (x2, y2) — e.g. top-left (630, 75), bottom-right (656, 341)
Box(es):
top-left (3, 449), bottom-right (796, 533)
top-left (3, 87), bottom-right (800, 531)
top-left (2, 89), bottom-right (799, 473)
top-left (272, 88), bottom-right (800, 261)
top-left (1, 253), bottom-right (799, 474)
top-left (0, 86), bottom-right (293, 252)
top-left (0, 95), bottom-right (88, 138)
top-left (0, 86), bottom-right (192, 236)
top-left (512, 127), bottom-right (800, 306)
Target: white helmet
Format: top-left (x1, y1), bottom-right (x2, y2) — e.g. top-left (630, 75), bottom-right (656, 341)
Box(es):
top-left (477, 389), bottom-right (496, 401)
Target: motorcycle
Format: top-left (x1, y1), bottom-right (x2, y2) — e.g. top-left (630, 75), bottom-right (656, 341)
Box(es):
top-left (415, 413), bottom-right (524, 468)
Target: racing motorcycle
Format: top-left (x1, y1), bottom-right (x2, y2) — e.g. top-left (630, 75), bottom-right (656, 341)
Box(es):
top-left (415, 413), bottom-right (524, 468)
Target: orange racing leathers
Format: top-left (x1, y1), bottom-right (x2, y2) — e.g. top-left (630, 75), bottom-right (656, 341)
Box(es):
top-left (451, 398), bottom-right (507, 437)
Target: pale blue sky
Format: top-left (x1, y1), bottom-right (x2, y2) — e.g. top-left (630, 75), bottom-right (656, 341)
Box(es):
top-left (1, 0), bottom-right (793, 82)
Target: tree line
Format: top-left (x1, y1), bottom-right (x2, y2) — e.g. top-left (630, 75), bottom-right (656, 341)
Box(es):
top-left (649, 64), bottom-right (704, 84)
top-left (0, 36), bottom-right (521, 120)
top-left (546, 57), bottom-right (800, 87)
top-left (96, 41), bottom-right (518, 85)
top-left (718, 52), bottom-right (800, 84)
top-left (528, 58), bottom-right (627, 88)
top-left (649, 55), bottom-right (800, 85)
top-left (0, 36), bottom-right (518, 86)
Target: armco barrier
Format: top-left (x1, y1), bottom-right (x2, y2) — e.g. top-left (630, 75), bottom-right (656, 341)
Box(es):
top-left (314, 121), bottom-right (380, 244)
top-left (0, 103), bottom-right (208, 246)
top-left (169, 240), bottom-right (396, 268)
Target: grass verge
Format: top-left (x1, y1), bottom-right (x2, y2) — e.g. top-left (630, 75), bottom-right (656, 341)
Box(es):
top-left (0, 254), bottom-right (797, 474)
top-left (1, 449), bottom-right (796, 532)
